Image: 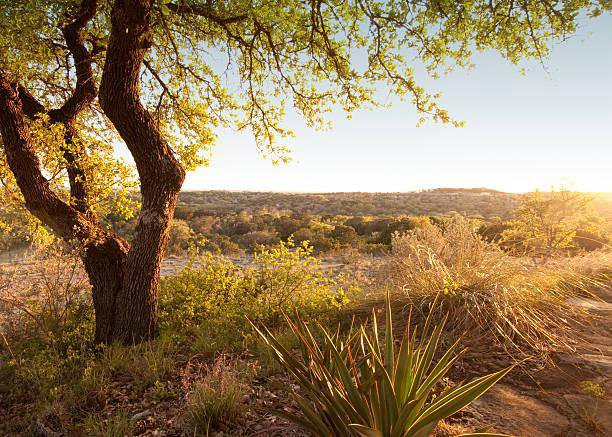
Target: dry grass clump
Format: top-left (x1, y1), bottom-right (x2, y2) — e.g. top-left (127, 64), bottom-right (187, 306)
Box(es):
top-left (432, 420), bottom-right (471, 436)
top-left (184, 357), bottom-right (248, 435)
top-left (382, 216), bottom-right (607, 360)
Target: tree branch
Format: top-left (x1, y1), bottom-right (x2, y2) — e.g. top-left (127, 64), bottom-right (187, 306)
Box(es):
top-left (16, 85), bottom-right (46, 119)
top-left (50, 0), bottom-right (99, 123)
top-left (0, 73), bottom-right (108, 245)
top-left (166, 1), bottom-right (248, 25)
top-left (47, 0), bottom-right (99, 214)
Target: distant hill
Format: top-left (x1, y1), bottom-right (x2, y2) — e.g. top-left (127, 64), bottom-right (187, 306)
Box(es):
top-left (177, 190), bottom-right (612, 219)
top-left (177, 190), bottom-right (520, 218)
top-left (424, 187), bottom-right (506, 194)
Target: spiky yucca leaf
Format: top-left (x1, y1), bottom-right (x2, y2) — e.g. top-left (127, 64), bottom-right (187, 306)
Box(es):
top-left (251, 294), bottom-right (514, 437)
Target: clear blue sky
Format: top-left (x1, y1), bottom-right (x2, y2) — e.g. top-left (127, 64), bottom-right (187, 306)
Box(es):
top-left (179, 15), bottom-right (612, 193)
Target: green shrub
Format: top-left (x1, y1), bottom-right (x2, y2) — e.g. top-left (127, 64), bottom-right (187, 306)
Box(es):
top-left (236, 230), bottom-right (279, 251)
top-left (184, 358), bottom-right (247, 435)
top-left (580, 380), bottom-right (605, 399)
top-left (159, 252), bottom-right (244, 331)
top-left (160, 239), bottom-right (352, 335)
top-left (253, 294), bottom-right (512, 436)
top-left (204, 233), bottom-right (242, 255)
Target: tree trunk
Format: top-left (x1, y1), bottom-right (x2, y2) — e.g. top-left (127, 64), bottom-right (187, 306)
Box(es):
top-left (99, 0), bottom-right (185, 343)
top-left (83, 236), bottom-right (130, 344)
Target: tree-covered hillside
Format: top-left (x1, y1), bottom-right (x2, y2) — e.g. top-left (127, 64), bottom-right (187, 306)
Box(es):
top-left (177, 190), bottom-right (612, 218)
top-left (178, 189), bottom-right (520, 217)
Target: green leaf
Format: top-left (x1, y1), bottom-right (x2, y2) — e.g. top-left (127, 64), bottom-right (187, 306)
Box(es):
top-left (349, 423), bottom-right (383, 437)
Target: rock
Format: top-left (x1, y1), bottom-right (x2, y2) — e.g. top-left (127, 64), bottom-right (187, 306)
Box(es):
top-left (580, 353), bottom-right (612, 372)
top-left (132, 409), bottom-right (152, 421)
top-left (473, 384), bottom-right (570, 436)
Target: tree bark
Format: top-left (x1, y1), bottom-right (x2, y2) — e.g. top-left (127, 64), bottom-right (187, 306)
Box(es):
top-left (99, 0), bottom-right (185, 343)
top-left (83, 236), bottom-right (129, 344)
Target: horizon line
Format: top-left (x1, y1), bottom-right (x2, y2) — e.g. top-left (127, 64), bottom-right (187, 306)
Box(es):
top-left (178, 188), bottom-right (612, 195)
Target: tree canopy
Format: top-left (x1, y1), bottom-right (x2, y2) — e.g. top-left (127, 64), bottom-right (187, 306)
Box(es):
top-left (502, 188), bottom-right (606, 256)
top-left (2, 0), bottom-right (608, 173)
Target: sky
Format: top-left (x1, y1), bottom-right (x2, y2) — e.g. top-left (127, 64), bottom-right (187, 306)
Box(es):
top-left (180, 14), bottom-right (612, 193)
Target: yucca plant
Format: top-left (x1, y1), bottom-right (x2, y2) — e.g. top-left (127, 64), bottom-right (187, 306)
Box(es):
top-left (252, 295), bottom-right (513, 437)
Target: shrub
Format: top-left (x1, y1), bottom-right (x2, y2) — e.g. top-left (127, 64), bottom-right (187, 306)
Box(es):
top-left (253, 294), bottom-right (512, 436)
top-left (167, 219), bottom-right (196, 254)
top-left (292, 226), bottom-right (315, 244)
top-left (501, 189), bottom-right (604, 257)
top-left (184, 358), bottom-right (247, 435)
top-left (159, 239), bottom-right (352, 336)
top-left (328, 224), bottom-right (360, 246)
top-left (383, 216), bottom-right (603, 359)
top-left (377, 216), bottom-right (420, 246)
top-left (203, 233), bottom-right (242, 254)
top-left (236, 230), bottom-right (279, 252)
top-left (159, 253), bottom-right (244, 331)
top-left (248, 238), bottom-right (351, 320)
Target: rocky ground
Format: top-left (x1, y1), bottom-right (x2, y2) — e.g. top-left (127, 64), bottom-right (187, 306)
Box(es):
top-left (461, 285), bottom-right (611, 436)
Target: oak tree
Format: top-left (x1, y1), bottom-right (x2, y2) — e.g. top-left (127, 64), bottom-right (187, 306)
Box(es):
top-left (0, 0), bottom-right (608, 343)
top-left (502, 188), bottom-right (604, 257)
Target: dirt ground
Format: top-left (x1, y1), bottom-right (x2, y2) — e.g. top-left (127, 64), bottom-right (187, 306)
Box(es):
top-left (462, 285), bottom-right (612, 436)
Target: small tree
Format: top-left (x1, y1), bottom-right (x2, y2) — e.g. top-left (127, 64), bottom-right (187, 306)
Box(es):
top-left (502, 188), bottom-right (599, 258)
top-left (167, 219), bottom-right (195, 254)
top-left (328, 224), bottom-right (359, 246)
